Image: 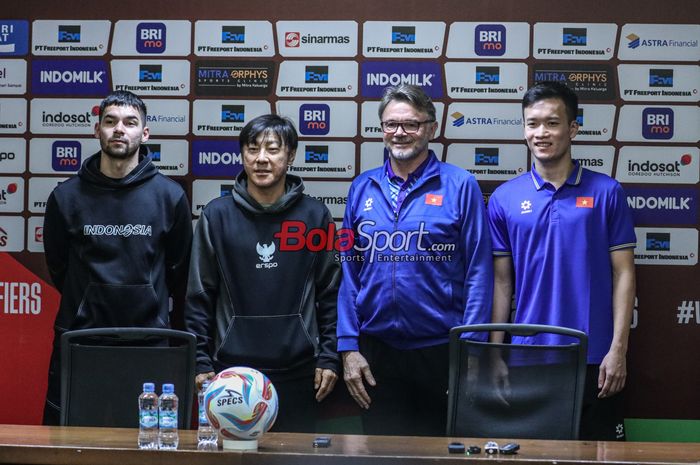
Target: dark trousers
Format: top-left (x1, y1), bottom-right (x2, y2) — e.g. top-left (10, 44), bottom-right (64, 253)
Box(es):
top-left (43, 346), bottom-right (60, 425)
top-left (579, 365), bottom-right (626, 440)
top-left (360, 335), bottom-right (449, 436)
top-left (265, 369), bottom-right (319, 434)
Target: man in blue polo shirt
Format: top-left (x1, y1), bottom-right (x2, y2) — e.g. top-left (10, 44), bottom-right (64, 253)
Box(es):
top-left (337, 84), bottom-right (493, 436)
top-left (488, 81), bottom-right (636, 440)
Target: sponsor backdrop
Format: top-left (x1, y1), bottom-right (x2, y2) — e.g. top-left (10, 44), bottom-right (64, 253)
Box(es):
top-left (1, 0), bottom-right (698, 439)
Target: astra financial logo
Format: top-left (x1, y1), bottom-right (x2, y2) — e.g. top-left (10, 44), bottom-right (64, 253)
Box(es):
top-left (145, 143), bottom-right (161, 161)
top-left (563, 28), bottom-right (587, 46)
top-left (136, 22), bottom-right (166, 54)
top-left (139, 64), bottom-right (162, 82)
top-left (392, 26), bottom-right (416, 44)
top-left (58, 25), bottom-right (81, 43)
top-left (451, 112), bottom-right (465, 127)
top-left (649, 69), bottom-right (673, 87)
top-left (642, 108), bottom-right (674, 139)
top-left (51, 141), bottom-right (81, 171)
top-left (221, 104), bottom-right (245, 123)
top-left (475, 66), bottom-right (499, 84)
top-left (305, 66), bottom-right (328, 84)
top-left (299, 104), bottom-right (330, 136)
top-left (474, 147), bottom-right (499, 166)
top-left (646, 232), bottom-right (671, 251)
top-left (32, 59), bottom-right (109, 95)
top-left (474, 24), bottom-right (506, 56)
top-left (222, 26), bottom-right (245, 44)
top-left (627, 34), bottom-right (641, 49)
top-left (305, 145), bottom-right (329, 163)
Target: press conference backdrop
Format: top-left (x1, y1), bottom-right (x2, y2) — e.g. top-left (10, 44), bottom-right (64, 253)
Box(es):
top-left (0, 0), bottom-right (698, 440)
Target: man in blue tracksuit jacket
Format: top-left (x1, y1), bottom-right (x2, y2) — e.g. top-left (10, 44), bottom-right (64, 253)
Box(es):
top-left (337, 84), bottom-right (493, 436)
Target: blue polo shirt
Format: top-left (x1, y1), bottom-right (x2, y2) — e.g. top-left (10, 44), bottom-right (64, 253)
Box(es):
top-left (487, 161), bottom-right (636, 363)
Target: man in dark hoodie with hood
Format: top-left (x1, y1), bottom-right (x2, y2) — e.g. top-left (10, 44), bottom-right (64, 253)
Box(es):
top-left (185, 114), bottom-right (340, 433)
top-left (42, 90), bottom-right (193, 424)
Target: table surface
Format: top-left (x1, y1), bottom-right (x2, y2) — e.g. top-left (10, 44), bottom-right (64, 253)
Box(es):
top-left (0, 425), bottom-right (699, 465)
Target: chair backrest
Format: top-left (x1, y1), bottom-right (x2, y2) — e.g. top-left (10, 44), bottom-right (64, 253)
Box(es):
top-left (446, 323), bottom-right (587, 440)
top-left (60, 327), bottom-right (196, 428)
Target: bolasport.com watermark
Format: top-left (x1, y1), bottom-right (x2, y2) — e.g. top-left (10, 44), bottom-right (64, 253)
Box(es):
top-left (273, 220), bottom-right (456, 263)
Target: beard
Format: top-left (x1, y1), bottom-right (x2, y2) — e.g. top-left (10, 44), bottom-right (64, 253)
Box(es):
top-left (385, 137), bottom-right (429, 162)
top-left (100, 139), bottom-right (140, 160)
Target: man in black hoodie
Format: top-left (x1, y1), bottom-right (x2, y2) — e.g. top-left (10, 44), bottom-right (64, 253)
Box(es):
top-left (185, 114), bottom-right (340, 433)
top-left (42, 91), bottom-right (192, 424)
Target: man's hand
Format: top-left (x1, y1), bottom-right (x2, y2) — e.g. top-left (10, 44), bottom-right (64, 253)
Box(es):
top-left (342, 351), bottom-right (376, 409)
top-left (598, 347), bottom-right (626, 398)
top-left (195, 372), bottom-right (215, 392)
top-left (488, 351), bottom-right (511, 406)
top-left (314, 368), bottom-right (338, 402)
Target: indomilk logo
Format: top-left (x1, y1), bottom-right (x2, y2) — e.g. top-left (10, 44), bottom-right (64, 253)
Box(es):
top-left (642, 108), bottom-right (674, 140)
top-left (474, 147), bottom-right (499, 166)
top-left (305, 145), bottom-right (329, 163)
top-left (474, 24), bottom-right (506, 56)
top-left (221, 104), bottom-right (245, 123)
top-left (305, 66), bottom-right (328, 83)
top-left (563, 28), bottom-right (587, 46)
top-left (83, 224), bottom-right (153, 237)
top-left (475, 66), bottom-right (499, 84)
top-left (139, 64), bottom-right (162, 82)
top-left (145, 143), bottom-right (161, 161)
top-left (58, 25), bottom-right (81, 43)
top-left (222, 26), bottom-right (245, 44)
top-left (51, 141), bottom-right (81, 171)
top-left (649, 69), bottom-right (673, 87)
top-left (136, 22), bottom-right (166, 54)
top-left (646, 232), bottom-right (670, 251)
top-left (392, 26), bottom-right (416, 44)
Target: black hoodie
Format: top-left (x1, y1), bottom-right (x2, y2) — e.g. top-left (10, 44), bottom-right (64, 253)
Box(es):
top-left (43, 148), bottom-right (192, 334)
top-left (185, 172), bottom-right (341, 376)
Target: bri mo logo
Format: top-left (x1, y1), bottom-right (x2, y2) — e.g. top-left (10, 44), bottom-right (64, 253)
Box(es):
top-left (51, 141), bottom-right (81, 171)
top-left (299, 104), bottom-right (330, 135)
top-left (136, 22), bottom-right (166, 54)
top-left (642, 108), bottom-right (674, 140)
top-left (474, 24), bottom-right (506, 56)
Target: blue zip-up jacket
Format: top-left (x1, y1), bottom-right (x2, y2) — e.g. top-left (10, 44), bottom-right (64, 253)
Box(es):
top-left (337, 152), bottom-right (493, 351)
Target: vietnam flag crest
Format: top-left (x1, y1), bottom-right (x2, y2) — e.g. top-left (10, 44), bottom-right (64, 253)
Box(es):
top-left (576, 196), bottom-right (594, 208)
top-left (425, 194), bottom-right (443, 206)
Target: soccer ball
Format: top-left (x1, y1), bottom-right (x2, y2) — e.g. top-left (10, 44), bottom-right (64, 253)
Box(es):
top-left (204, 367), bottom-right (278, 443)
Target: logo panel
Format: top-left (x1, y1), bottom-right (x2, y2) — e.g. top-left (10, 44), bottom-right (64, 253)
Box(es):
top-left (276, 21), bottom-right (357, 57)
top-left (361, 61), bottom-right (443, 98)
top-left (0, 98), bottom-right (27, 134)
top-left (194, 21), bottom-right (274, 57)
top-left (277, 61), bottom-right (357, 97)
top-left (0, 20), bottom-right (29, 56)
top-left (532, 63), bottom-right (616, 100)
top-left (618, 64), bottom-right (699, 103)
top-left (0, 177), bottom-right (24, 213)
top-left (625, 187), bottom-right (698, 225)
top-left (445, 143), bottom-right (527, 181)
top-left (634, 227), bottom-right (698, 265)
top-left (194, 60), bottom-right (274, 97)
top-left (0, 216), bottom-right (24, 251)
top-left (191, 139), bottom-right (243, 177)
top-left (111, 20), bottom-right (190, 56)
top-left (533, 23), bottom-right (616, 60)
top-left (31, 59), bottom-right (109, 95)
top-left (32, 20), bottom-right (109, 56)
top-left (617, 24), bottom-right (700, 61)
top-left (193, 99), bottom-right (270, 136)
top-left (616, 146), bottom-right (699, 184)
top-left (143, 98), bottom-right (189, 135)
top-left (111, 59), bottom-right (189, 96)
top-left (616, 105), bottom-right (700, 142)
top-left (446, 22), bottom-right (529, 59)
top-left (445, 102), bottom-right (523, 140)
top-left (363, 21), bottom-right (444, 58)
top-left (0, 138), bottom-right (26, 173)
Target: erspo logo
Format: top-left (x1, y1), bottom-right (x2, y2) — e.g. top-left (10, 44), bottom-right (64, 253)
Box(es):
top-left (51, 141), bottom-right (81, 171)
top-left (136, 23), bottom-right (166, 54)
top-left (32, 59), bottom-right (109, 95)
top-left (191, 139), bottom-right (243, 177)
top-left (299, 104), bottom-right (330, 136)
top-left (361, 61), bottom-right (443, 98)
top-left (642, 108), bottom-right (674, 139)
top-left (474, 24), bottom-right (506, 56)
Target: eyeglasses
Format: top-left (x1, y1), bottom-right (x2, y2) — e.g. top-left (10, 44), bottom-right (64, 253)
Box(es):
top-left (380, 120), bottom-right (435, 134)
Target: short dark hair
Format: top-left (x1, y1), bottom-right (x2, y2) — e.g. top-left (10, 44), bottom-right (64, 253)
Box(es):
top-left (522, 81), bottom-right (578, 124)
top-left (99, 90), bottom-right (148, 123)
top-left (378, 84), bottom-right (436, 122)
top-left (239, 114), bottom-right (298, 152)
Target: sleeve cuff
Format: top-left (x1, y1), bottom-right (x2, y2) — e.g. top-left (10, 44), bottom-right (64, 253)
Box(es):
top-left (337, 336), bottom-right (359, 352)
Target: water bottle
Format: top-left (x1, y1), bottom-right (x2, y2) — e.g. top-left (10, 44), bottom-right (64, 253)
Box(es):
top-left (158, 383), bottom-right (179, 450)
top-left (197, 381), bottom-right (218, 450)
top-left (137, 382), bottom-right (158, 449)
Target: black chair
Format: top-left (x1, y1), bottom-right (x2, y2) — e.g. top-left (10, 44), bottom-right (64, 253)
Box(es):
top-left (446, 324), bottom-right (587, 440)
top-left (60, 327), bottom-right (196, 428)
